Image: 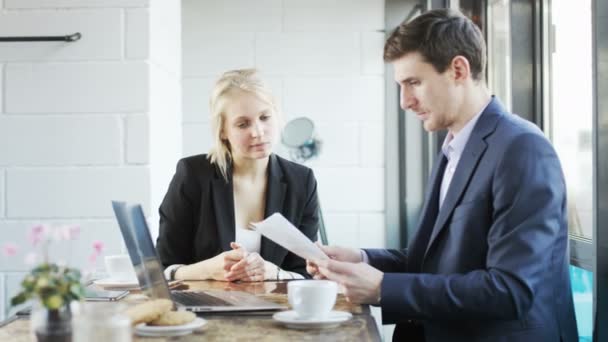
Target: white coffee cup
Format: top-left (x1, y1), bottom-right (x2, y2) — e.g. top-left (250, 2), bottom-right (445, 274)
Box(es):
top-left (288, 280), bottom-right (338, 320)
top-left (104, 254), bottom-right (136, 281)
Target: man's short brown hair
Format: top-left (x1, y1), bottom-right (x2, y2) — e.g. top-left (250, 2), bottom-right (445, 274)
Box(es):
top-left (384, 8), bottom-right (486, 81)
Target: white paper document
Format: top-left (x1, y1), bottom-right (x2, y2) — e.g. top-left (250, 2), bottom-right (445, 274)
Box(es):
top-left (251, 213), bottom-right (329, 261)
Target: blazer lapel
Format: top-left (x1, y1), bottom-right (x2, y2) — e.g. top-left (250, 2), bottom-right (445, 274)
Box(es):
top-left (423, 98), bottom-right (504, 259)
top-left (407, 153), bottom-right (447, 271)
top-left (261, 154), bottom-right (287, 264)
top-left (211, 164), bottom-right (235, 252)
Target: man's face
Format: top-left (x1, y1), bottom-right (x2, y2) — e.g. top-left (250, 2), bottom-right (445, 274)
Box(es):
top-left (222, 91), bottom-right (278, 162)
top-left (392, 52), bottom-right (462, 132)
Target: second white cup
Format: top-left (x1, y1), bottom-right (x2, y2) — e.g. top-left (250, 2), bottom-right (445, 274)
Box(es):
top-left (287, 280), bottom-right (338, 320)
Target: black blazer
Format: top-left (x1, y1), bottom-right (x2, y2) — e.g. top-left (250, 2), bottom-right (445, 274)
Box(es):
top-left (156, 153), bottom-right (320, 278)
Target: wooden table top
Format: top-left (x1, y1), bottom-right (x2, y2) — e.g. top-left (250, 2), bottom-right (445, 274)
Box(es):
top-left (0, 280), bottom-right (381, 341)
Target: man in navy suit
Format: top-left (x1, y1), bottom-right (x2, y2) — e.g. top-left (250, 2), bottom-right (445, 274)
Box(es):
top-left (308, 8), bottom-right (578, 341)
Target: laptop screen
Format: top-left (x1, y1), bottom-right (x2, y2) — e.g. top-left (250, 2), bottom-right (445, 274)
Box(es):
top-left (111, 201), bottom-right (172, 301)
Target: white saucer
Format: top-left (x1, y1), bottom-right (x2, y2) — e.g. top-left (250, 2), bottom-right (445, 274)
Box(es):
top-left (273, 310), bottom-right (352, 329)
top-left (135, 317), bottom-right (207, 337)
top-left (93, 277), bottom-right (139, 289)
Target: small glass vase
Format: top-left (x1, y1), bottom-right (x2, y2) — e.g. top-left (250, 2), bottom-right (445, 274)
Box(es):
top-left (29, 300), bottom-right (72, 342)
top-left (72, 302), bottom-right (131, 342)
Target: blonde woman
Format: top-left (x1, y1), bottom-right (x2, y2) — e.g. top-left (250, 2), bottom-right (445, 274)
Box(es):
top-left (156, 69), bottom-right (320, 282)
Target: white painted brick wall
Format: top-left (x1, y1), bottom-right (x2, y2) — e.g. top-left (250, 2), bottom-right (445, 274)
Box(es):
top-left (283, 0), bottom-right (384, 32)
top-left (324, 214), bottom-right (359, 248)
top-left (362, 32), bottom-right (386, 75)
top-left (256, 33), bottom-right (361, 75)
top-left (0, 65), bottom-right (3, 111)
top-left (0, 0), bottom-right (182, 322)
top-left (6, 167), bottom-right (150, 218)
top-left (183, 123), bottom-right (213, 158)
top-left (183, 0), bottom-right (282, 33)
top-left (359, 213), bottom-right (386, 248)
top-left (360, 122), bottom-right (385, 167)
top-left (306, 122), bottom-right (360, 167)
top-left (5, 62), bottom-right (148, 113)
top-left (0, 9), bottom-right (122, 62)
top-left (4, 0), bottom-right (148, 8)
top-left (182, 1), bottom-right (387, 250)
top-left (126, 8), bottom-right (149, 60)
top-left (183, 32), bottom-right (255, 77)
top-left (315, 167), bottom-right (384, 212)
top-left (183, 77), bottom-right (214, 123)
top-left (0, 116), bottom-right (122, 166)
top-left (149, 0), bottom-right (180, 73)
top-left (126, 114), bottom-right (149, 164)
top-left (0, 170), bottom-right (5, 218)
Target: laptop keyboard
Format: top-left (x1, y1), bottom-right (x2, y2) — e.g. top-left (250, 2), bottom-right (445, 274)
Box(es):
top-left (172, 291), bottom-right (232, 306)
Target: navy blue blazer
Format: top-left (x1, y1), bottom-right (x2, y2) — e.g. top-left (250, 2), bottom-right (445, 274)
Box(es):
top-left (156, 154), bottom-right (320, 278)
top-left (365, 97), bottom-right (578, 341)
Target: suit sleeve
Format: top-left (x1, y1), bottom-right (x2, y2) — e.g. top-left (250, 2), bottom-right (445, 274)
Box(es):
top-left (364, 248), bottom-right (408, 272)
top-left (156, 159), bottom-right (198, 269)
top-left (279, 169), bottom-right (320, 278)
top-left (380, 133), bottom-right (566, 322)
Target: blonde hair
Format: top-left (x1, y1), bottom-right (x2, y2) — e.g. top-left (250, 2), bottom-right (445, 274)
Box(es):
top-left (207, 68), bottom-right (280, 181)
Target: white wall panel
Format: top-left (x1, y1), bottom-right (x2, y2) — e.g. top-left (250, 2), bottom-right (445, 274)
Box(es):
top-left (283, 0), bottom-right (384, 32)
top-left (126, 8), bottom-right (149, 60)
top-left (359, 213), bottom-right (385, 248)
top-left (126, 115), bottom-right (149, 164)
top-left (183, 77), bottom-right (214, 123)
top-left (0, 170), bottom-right (5, 218)
top-left (324, 214), bottom-right (359, 248)
top-left (182, 123), bottom-right (212, 158)
top-left (5, 0), bottom-right (148, 8)
top-left (315, 167), bottom-right (384, 212)
top-left (256, 33), bottom-right (360, 75)
top-left (183, 32), bottom-right (255, 77)
top-left (361, 32), bottom-right (385, 75)
top-left (5, 62), bottom-right (148, 113)
top-left (0, 116), bottom-right (122, 166)
top-left (6, 167), bottom-right (150, 218)
top-left (183, 0), bottom-right (281, 33)
top-left (360, 123), bottom-right (385, 167)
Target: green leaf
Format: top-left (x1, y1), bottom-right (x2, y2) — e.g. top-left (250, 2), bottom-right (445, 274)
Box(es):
top-left (10, 292), bottom-right (29, 306)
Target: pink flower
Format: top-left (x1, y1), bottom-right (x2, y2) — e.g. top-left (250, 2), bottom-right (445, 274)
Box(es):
top-left (92, 240), bottom-right (104, 254)
top-left (28, 224), bottom-right (49, 246)
top-left (2, 243), bottom-right (18, 257)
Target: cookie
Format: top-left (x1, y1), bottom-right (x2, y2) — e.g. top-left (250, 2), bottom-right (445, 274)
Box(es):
top-left (123, 299), bottom-right (173, 325)
top-left (148, 310), bottom-right (196, 326)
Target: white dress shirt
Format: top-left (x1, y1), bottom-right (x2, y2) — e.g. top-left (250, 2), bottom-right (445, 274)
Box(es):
top-left (439, 103), bottom-right (488, 208)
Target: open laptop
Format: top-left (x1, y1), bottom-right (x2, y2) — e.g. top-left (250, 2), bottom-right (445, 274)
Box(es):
top-left (111, 201), bottom-right (286, 313)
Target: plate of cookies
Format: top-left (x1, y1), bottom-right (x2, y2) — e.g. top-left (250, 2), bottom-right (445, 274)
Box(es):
top-left (124, 299), bottom-right (207, 337)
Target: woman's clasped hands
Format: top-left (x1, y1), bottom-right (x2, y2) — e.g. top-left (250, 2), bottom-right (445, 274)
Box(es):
top-left (222, 242), bottom-right (275, 282)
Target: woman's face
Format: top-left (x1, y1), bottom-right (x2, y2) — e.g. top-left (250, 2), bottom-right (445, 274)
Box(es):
top-left (221, 91), bottom-right (279, 163)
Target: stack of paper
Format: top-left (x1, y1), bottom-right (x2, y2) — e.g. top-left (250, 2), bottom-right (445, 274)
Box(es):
top-left (251, 213), bottom-right (328, 261)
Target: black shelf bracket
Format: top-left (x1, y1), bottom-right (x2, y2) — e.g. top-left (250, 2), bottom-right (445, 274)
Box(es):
top-left (0, 32), bottom-right (82, 42)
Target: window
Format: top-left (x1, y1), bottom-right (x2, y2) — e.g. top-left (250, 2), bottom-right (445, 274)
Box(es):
top-left (486, 0), bottom-right (511, 111)
top-left (547, 0), bottom-right (593, 242)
